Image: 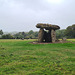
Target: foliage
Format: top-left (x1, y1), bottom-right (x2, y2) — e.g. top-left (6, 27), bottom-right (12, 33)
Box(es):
top-left (65, 24), bottom-right (75, 38)
top-left (1, 34), bottom-right (14, 39)
top-left (56, 29), bottom-right (66, 39)
top-left (28, 30), bottom-right (34, 35)
top-left (13, 30), bottom-right (38, 39)
top-left (0, 39), bottom-right (75, 75)
top-left (0, 30), bottom-right (3, 35)
top-left (56, 24), bottom-right (75, 39)
top-left (14, 32), bottom-right (27, 39)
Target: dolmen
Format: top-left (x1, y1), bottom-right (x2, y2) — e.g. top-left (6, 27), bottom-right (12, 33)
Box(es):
top-left (36, 23), bottom-right (60, 43)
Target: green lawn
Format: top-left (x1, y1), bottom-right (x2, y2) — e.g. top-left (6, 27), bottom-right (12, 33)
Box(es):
top-left (0, 39), bottom-right (75, 75)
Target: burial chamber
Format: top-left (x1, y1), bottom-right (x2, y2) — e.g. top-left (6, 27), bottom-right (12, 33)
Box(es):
top-left (36, 23), bottom-right (60, 43)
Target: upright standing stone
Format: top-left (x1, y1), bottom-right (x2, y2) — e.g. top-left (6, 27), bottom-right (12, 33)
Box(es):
top-left (51, 29), bottom-right (56, 43)
top-left (38, 28), bottom-right (44, 42)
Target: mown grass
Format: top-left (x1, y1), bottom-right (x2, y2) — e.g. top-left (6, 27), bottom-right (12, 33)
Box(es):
top-left (67, 39), bottom-right (75, 42)
top-left (0, 39), bottom-right (75, 75)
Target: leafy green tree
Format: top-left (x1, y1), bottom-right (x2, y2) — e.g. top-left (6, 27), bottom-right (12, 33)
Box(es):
top-left (0, 30), bottom-right (3, 35)
top-left (13, 30), bottom-right (38, 39)
top-left (14, 32), bottom-right (27, 39)
top-left (56, 29), bottom-right (66, 39)
top-left (28, 30), bottom-right (34, 35)
top-left (65, 24), bottom-right (75, 38)
top-left (34, 32), bottom-right (38, 37)
top-left (1, 34), bottom-right (14, 39)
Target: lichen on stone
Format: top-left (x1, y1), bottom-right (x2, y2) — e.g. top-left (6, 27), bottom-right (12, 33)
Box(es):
top-left (36, 23), bottom-right (60, 30)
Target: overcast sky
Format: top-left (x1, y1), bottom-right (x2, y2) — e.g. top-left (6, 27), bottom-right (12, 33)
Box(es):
top-left (0, 0), bottom-right (75, 32)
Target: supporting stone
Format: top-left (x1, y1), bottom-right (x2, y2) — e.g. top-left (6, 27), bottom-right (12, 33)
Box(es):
top-left (51, 29), bottom-right (56, 43)
top-left (38, 28), bottom-right (44, 42)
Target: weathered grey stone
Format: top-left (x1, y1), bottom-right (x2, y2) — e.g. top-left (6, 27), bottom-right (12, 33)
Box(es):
top-left (36, 23), bottom-right (60, 30)
top-left (38, 28), bottom-right (44, 42)
top-left (51, 29), bottom-right (56, 43)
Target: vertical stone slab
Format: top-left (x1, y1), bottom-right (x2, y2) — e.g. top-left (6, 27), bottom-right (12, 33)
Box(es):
top-left (51, 29), bottom-right (56, 43)
top-left (38, 28), bottom-right (44, 42)
top-left (54, 30), bottom-right (56, 41)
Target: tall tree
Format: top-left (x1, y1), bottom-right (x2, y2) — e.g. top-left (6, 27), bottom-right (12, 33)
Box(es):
top-left (28, 30), bottom-right (34, 35)
top-left (0, 30), bottom-right (3, 35)
top-left (1, 34), bottom-right (14, 39)
top-left (56, 29), bottom-right (66, 39)
top-left (65, 24), bottom-right (75, 38)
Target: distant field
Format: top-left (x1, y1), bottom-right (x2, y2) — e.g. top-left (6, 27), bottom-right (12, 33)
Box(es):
top-left (0, 39), bottom-right (75, 75)
top-left (67, 39), bottom-right (75, 41)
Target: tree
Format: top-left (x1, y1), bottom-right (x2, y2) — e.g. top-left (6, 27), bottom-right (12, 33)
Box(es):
top-left (65, 24), bottom-right (75, 38)
top-left (0, 30), bottom-right (3, 35)
top-left (56, 29), bottom-right (66, 39)
top-left (33, 32), bottom-right (38, 38)
top-left (28, 30), bottom-right (34, 35)
top-left (14, 32), bottom-right (27, 39)
top-left (1, 34), bottom-right (14, 39)
top-left (13, 30), bottom-right (38, 39)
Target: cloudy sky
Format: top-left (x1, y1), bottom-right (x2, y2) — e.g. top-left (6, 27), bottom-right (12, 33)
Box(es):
top-left (0, 0), bottom-right (75, 32)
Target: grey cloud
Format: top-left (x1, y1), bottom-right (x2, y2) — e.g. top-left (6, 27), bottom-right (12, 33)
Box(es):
top-left (0, 0), bottom-right (75, 32)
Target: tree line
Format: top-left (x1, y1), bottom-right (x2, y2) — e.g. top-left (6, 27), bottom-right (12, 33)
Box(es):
top-left (0, 24), bottom-right (75, 39)
top-left (0, 30), bottom-right (38, 39)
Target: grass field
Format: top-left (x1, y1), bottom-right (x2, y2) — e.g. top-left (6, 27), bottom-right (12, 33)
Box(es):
top-left (0, 39), bottom-right (75, 75)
